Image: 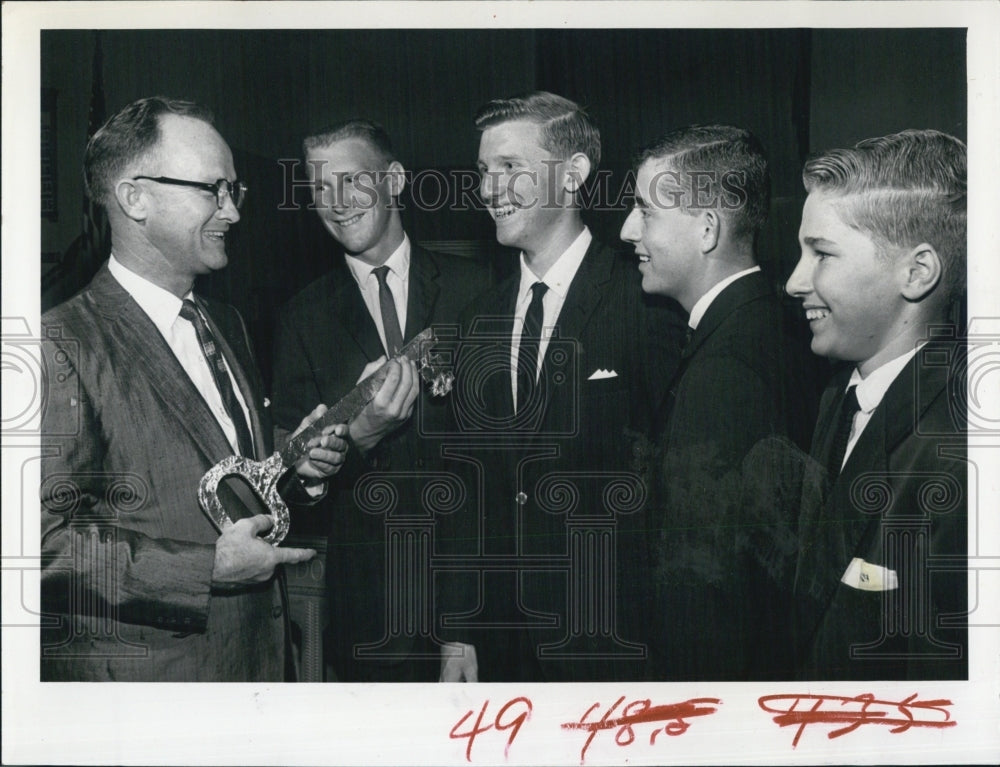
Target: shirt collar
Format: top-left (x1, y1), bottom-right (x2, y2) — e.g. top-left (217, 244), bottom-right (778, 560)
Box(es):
top-left (108, 253), bottom-right (192, 336)
top-left (344, 233), bottom-right (411, 287)
top-left (847, 344), bottom-right (924, 414)
top-left (688, 265), bottom-right (761, 330)
top-left (516, 227), bottom-right (592, 305)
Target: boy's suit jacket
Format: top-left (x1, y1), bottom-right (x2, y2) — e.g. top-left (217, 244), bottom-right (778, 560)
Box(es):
top-left (795, 339), bottom-right (968, 680)
top-left (645, 270), bottom-right (815, 680)
top-left (272, 244), bottom-right (491, 681)
top-left (437, 239), bottom-right (687, 681)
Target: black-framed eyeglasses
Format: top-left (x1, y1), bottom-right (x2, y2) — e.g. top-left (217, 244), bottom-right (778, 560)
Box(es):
top-left (133, 176), bottom-right (247, 210)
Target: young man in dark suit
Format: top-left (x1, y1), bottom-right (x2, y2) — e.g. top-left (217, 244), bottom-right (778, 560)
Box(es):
top-left (40, 97), bottom-right (347, 682)
top-left (272, 120), bottom-right (492, 681)
top-left (786, 129), bottom-right (968, 680)
top-left (437, 92), bottom-right (685, 682)
top-left (619, 125), bottom-right (814, 680)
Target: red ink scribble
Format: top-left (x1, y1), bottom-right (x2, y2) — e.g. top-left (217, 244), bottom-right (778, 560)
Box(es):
top-left (561, 695), bottom-right (721, 763)
top-left (758, 692), bottom-right (956, 748)
top-left (449, 696), bottom-right (532, 761)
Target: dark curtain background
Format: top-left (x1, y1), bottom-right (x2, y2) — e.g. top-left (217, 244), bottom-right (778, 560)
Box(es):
top-left (40, 28), bottom-right (966, 387)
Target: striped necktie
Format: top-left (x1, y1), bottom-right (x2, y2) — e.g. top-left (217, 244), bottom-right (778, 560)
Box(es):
top-left (179, 299), bottom-right (254, 456)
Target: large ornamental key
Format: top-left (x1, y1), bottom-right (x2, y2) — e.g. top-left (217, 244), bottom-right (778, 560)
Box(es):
top-left (197, 328), bottom-right (452, 545)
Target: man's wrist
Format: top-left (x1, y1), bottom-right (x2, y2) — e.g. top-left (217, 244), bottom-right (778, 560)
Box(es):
top-left (346, 424), bottom-right (375, 458)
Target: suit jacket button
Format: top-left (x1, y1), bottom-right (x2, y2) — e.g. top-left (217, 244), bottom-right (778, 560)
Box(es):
top-left (515, 491), bottom-right (528, 506)
top-left (415, 457), bottom-right (425, 468)
top-left (271, 605), bottom-right (283, 618)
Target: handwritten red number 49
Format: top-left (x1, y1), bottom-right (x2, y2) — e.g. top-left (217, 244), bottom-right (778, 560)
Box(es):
top-left (450, 697), bottom-right (533, 761)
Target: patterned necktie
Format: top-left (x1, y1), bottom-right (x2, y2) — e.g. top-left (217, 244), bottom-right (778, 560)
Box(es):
top-left (826, 385), bottom-right (860, 479)
top-left (516, 281), bottom-right (548, 413)
top-left (373, 265), bottom-right (404, 357)
top-left (179, 299), bottom-right (254, 457)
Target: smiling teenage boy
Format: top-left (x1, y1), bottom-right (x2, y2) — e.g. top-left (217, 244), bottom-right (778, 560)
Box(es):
top-left (618, 125), bottom-right (814, 680)
top-left (437, 92), bottom-right (685, 682)
top-left (786, 129), bottom-right (968, 680)
top-left (272, 120), bottom-right (491, 681)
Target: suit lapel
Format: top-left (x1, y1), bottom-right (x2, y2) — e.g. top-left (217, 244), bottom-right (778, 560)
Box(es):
top-left (797, 348), bottom-right (951, 633)
top-left (810, 371), bottom-right (849, 458)
top-left (496, 273), bottom-right (519, 418)
top-left (544, 240), bottom-right (611, 369)
top-left (473, 272), bottom-right (519, 419)
top-left (455, 270), bottom-right (519, 420)
top-left (89, 267), bottom-right (234, 465)
top-left (825, 347), bottom-right (949, 537)
top-left (685, 271), bottom-right (770, 358)
top-left (533, 239), bottom-right (611, 425)
top-left (404, 245), bottom-right (441, 342)
top-left (654, 271), bottom-right (771, 440)
top-left (332, 268), bottom-right (385, 362)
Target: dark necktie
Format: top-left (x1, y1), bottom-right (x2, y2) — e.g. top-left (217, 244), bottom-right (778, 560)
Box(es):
top-left (516, 281), bottom-right (548, 413)
top-left (373, 265), bottom-right (404, 357)
top-left (179, 299), bottom-right (254, 457)
top-left (826, 385), bottom-right (860, 479)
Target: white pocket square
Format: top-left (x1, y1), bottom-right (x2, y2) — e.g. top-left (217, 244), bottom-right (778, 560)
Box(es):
top-left (840, 557), bottom-right (898, 591)
top-left (588, 369), bottom-right (618, 381)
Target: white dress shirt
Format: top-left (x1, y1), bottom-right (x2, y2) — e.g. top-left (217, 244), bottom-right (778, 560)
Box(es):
top-left (510, 227), bottom-right (592, 407)
top-left (840, 345), bottom-right (923, 468)
top-left (687, 265), bottom-right (761, 331)
top-left (344, 235), bottom-right (411, 356)
top-left (108, 254), bottom-right (251, 455)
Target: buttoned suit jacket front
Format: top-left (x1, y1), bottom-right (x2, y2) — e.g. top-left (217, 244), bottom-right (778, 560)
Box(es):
top-left (272, 244), bottom-right (491, 680)
top-left (794, 339), bottom-right (968, 680)
top-left (40, 263), bottom-right (286, 682)
top-left (438, 239), bottom-right (686, 681)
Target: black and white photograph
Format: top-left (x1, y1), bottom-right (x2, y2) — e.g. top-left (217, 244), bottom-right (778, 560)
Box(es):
top-left (3, 1), bottom-right (999, 764)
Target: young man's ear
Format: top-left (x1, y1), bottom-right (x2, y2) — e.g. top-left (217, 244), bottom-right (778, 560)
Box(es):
top-left (900, 242), bottom-right (943, 301)
top-left (386, 160), bottom-right (406, 199)
top-left (114, 179), bottom-right (148, 222)
top-left (563, 152), bottom-right (592, 193)
top-left (698, 210), bottom-right (721, 254)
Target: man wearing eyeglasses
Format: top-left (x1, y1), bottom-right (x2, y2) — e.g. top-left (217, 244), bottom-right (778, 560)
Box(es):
top-left (39, 96), bottom-right (347, 681)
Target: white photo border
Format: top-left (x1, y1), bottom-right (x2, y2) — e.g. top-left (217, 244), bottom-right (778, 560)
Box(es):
top-left (3, 2), bottom-right (999, 765)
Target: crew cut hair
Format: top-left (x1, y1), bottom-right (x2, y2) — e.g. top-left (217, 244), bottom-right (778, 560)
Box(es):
top-left (84, 96), bottom-right (214, 207)
top-left (635, 124), bottom-right (770, 241)
top-left (802, 129), bottom-right (967, 299)
top-left (302, 119), bottom-right (396, 167)
top-left (474, 91), bottom-right (601, 168)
